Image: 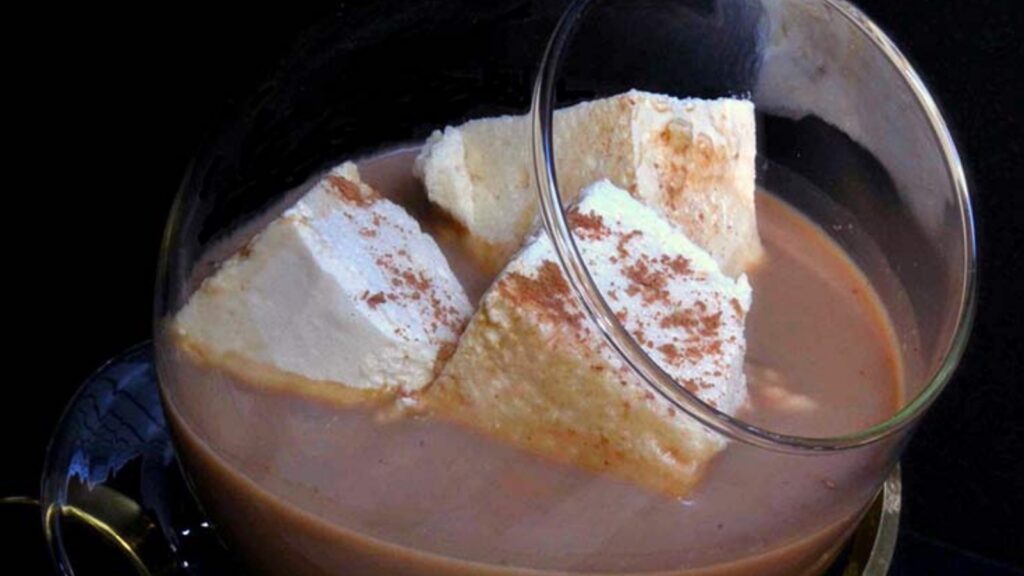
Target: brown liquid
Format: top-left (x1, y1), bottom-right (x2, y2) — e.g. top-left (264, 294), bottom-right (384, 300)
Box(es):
top-left (158, 148), bottom-right (906, 575)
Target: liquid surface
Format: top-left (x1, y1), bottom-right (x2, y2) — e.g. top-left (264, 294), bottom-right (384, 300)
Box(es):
top-left (159, 149), bottom-right (905, 575)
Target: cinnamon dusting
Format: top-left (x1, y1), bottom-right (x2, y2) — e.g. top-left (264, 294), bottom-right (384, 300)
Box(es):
top-left (617, 230), bottom-right (643, 258)
top-left (499, 261), bottom-right (584, 328)
top-left (363, 292), bottom-right (387, 308)
top-left (568, 210), bottom-right (609, 241)
top-left (326, 175), bottom-right (377, 206)
top-left (659, 254), bottom-right (692, 276)
top-left (661, 310), bottom-right (700, 331)
top-left (658, 343), bottom-right (679, 363)
top-left (729, 298), bottom-right (744, 318)
top-left (623, 259), bottom-right (669, 304)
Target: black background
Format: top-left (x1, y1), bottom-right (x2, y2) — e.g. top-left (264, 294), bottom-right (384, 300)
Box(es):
top-left (6, 1), bottom-right (1023, 573)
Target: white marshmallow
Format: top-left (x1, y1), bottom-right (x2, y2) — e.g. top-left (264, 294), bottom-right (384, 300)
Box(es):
top-left (173, 163), bottom-right (472, 393)
top-left (415, 90), bottom-right (762, 276)
top-left (426, 181), bottom-right (751, 496)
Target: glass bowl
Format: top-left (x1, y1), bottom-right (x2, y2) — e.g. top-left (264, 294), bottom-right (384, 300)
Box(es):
top-left (39, 343), bottom-right (902, 575)
top-left (42, 1), bottom-right (973, 575)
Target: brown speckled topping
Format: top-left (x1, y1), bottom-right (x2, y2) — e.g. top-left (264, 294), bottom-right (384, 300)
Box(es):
top-left (568, 210), bottom-right (609, 241)
top-left (616, 230), bottom-right (643, 259)
top-left (489, 187), bottom-right (747, 414)
top-left (623, 260), bottom-right (670, 304)
top-left (499, 261), bottom-right (584, 329)
top-left (373, 253), bottom-right (465, 336)
top-left (326, 174), bottom-right (379, 206)
top-left (362, 291), bottom-right (387, 309)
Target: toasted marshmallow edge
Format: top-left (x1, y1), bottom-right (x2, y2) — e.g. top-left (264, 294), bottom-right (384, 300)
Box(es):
top-left (413, 90), bottom-right (763, 277)
top-left (424, 181), bottom-right (751, 497)
top-left (172, 163), bottom-right (472, 395)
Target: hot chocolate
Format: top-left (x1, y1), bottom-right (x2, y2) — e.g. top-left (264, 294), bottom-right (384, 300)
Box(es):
top-left (158, 146), bottom-right (905, 576)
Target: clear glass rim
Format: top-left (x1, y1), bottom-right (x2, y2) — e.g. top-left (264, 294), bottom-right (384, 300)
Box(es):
top-left (530, 0), bottom-right (978, 454)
